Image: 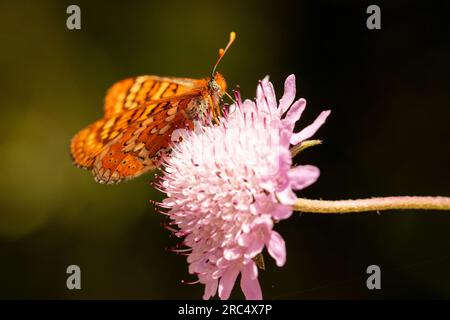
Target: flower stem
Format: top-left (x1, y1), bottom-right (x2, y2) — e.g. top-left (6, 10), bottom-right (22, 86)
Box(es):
top-left (294, 196), bottom-right (450, 214)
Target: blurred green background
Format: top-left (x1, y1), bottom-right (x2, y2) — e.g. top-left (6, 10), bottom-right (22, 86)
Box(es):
top-left (0, 0), bottom-right (449, 299)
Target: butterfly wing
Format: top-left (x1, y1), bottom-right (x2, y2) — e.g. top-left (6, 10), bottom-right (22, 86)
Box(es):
top-left (71, 76), bottom-right (203, 183)
top-left (97, 98), bottom-right (197, 183)
top-left (103, 75), bottom-right (201, 117)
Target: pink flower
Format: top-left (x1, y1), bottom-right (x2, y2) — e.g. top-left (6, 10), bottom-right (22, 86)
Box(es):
top-left (158, 74), bottom-right (330, 300)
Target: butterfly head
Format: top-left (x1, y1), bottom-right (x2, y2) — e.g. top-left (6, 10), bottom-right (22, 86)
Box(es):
top-left (208, 72), bottom-right (227, 98)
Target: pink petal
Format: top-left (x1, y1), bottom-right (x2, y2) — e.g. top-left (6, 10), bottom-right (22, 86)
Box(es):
top-left (210, 280), bottom-right (219, 298)
top-left (276, 187), bottom-right (297, 206)
top-left (240, 262), bottom-right (262, 300)
top-left (254, 193), bottom-right (290, 218)
top-left (244, 259), bottom-right (259, 280)
top-left (203, 280), bottom-right (218, 300)
top-left (216, 257), bottom-right (231, 268)
top-left (264, 81), bottom-right (277, 111)
top-left (290, 110), bottom-right (331, 145)
top-left (242, 99), bottom-right (256, 113)
top-left (271, 203), bottom-right (293, 220)
top-left (256, 78), bottom-right (268, 105)
top-left (279, 128), bottom-right (292, 148)
top-left (223, 247), bottom-right (242, 260)
top-left (218, 267), bottom-right (240, 300)
top-left (288, 165), bottom-right (320, 190)
top-left (267, 231), bottom-right (286, 267)
top-left (282, 98), bottom-right (306, 130)
top-left (257, 77), bottom-right (277, 113)
top-left (278, 149), bottom-right (292, 173)
top-left (275, 171), bottom-right (290, 192)
top-left (261, 75), bottom-right (270, 84)
top-left (279, 74), bottom-right (296, 114)
top-left (253, 193), bottom-right (273, 213)
top-left (189, 258), bottom-right (209, 274)
top-left (238, 233), bottom-right (264, 258)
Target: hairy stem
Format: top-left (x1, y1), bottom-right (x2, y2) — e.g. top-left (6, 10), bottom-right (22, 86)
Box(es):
top-left (294, 196), bottom-right (450, 214)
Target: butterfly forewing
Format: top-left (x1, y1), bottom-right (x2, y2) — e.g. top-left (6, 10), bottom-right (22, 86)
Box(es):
top-left (103, 76), bottom-right (200, 117)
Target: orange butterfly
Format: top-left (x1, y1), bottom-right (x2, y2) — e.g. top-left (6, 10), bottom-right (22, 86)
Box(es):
top-left (71, 32), bottom-right (236, 184)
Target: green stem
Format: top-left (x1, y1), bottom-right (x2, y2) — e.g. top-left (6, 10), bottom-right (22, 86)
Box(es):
top-left (290, 140), bottom-right (322, 157)
top-left (294, 196), bottom-right (450, 214)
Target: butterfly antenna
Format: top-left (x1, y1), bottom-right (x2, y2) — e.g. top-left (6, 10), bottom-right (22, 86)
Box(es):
top-left (211, 32), bottom-right (236, 77)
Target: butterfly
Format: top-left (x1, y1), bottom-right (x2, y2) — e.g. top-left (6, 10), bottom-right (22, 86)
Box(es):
top-left (70, 32), bottom-right (236, 184)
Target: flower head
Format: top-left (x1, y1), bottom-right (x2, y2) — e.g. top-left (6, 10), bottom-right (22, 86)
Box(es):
top-left (158, 74), bottom-right (330, 299)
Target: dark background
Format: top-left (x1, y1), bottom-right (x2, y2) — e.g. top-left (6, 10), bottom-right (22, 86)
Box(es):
top-left (0, 0), bottom-right (449, 299)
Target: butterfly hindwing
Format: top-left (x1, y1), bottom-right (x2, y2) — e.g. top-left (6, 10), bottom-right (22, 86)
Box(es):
top-left (93, 97), bottom-right (196, 183)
